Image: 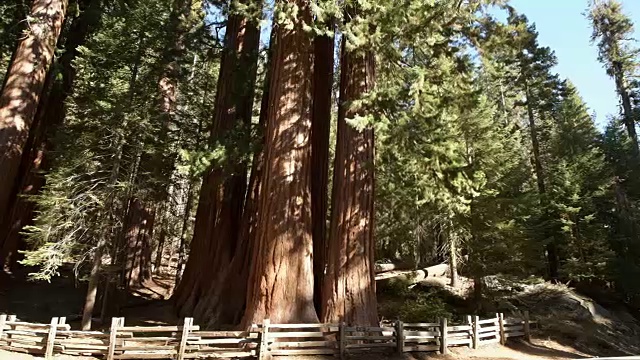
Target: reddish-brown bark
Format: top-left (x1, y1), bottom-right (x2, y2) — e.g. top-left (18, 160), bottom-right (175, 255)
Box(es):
top-left (173, 0), bottom-right (261, 318)
top-left (122, 198), bottom-right (155, 289)
top-left (240, 0), bottom-right (318, 326)
top-left (195, 32), bottom-right (273, 326)
top-left (0, 0), bottom-right (101, 273)
top-left (311, 26), bottom-right (334, 312)
top-left (321, 37), bottom-right (377, 325)
top-left (0, 0), bottom-right (68, 226)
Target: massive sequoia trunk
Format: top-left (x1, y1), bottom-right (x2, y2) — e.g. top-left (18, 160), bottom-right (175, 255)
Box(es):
top-left (0, 0), bottom-right (101, 273)
top-left (173, 0), bottom-right (261, 318)
top-left (311, 24), bottom-right (334, 312)
top-left (321, 32), bottom-right (377, 325)
top-left (240, 0), bottom-right (317, 326)
top-left (0, 0), bottom-right (68, 241)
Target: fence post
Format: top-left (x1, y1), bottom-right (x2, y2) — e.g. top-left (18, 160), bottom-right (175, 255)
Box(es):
top-left (465, 316), bottom-right (472, 348)
top-left (440, 317), bottom-right (448, 355)
top-left (45, 317), bottom-right (58, 359)
top-left (6, 315), bottom-right (16, 347)
top-left (339, 322), bottom-right (345, 360)
top-left (523, 310), bottom-right (531, 342)
top-left (58, 317), bottom-right (66, 326)
top-left (107, 317), bottom-right (120, 360)
top-left (0, 314), bottom-right (6, 342)
top-left (498, 313), bottom-right (506, 345)
top-left (259, 319), bottom-right (270, 360)
top-left (177, 317), bottom-right (193, 360)
top-left (395, 320), bottom-right (404, 353)
top-left (473, 315), bottom-right (479, 349)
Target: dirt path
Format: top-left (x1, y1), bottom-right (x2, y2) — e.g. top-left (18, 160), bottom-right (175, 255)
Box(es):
top-left (0, 339), bottom-right (593, 360)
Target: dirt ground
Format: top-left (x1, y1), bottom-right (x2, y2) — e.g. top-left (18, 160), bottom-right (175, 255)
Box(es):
top-left (0, 339), bottom-right (592, 360)
top-left (0, 265), bottom-right (624, 359)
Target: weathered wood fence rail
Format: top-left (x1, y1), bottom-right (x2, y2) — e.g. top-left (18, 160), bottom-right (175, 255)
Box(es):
top-left (0, 312), bottom-right (533, 359)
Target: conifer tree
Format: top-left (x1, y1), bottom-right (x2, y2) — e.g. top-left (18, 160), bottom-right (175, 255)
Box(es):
top-left (589, 0), bottom-right (640, 157)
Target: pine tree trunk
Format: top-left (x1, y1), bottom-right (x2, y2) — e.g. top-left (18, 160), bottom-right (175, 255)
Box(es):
top-left (0, 0), bottom-right (101, 273)
top-left (473, 276), bottom-right (483, 311)
top-left (175, 180), bottom-right (196, 288)
top-left (241, 0), bottom-right (317, 326)
top-left (0, 0), bottom-right (68, 225)
top-left (449, 233), bottom-right (459, 288)
top-left (154, 220), bottom-right (167, 274)
top-left (613, 61), bottom-right (639, 156)
top-left (311, 25), bottom-right (334, 312)
top-left (320, 34), bottom-right (377, 325)
top-left (173, 0), bottom-right (261, 318)
top-left (525, 80), bottom-right (559, 281)
top-left (82, 29), bottom-right (141, 330)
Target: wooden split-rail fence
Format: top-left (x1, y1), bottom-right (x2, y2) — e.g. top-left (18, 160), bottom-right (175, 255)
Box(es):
top-left (0, 312), bottom-right (533, 359)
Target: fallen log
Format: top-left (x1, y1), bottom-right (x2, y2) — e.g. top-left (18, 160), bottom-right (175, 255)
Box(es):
top-left (376, 263), bottom-right (449, 287)
top-left (374, 261), bottom-right (412, 274)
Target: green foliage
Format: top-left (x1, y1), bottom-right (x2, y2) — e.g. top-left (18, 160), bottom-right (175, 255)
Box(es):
top-left (378, 279), bottom-right (452, 322)
top-left (3, 0), bottom-right (640, 316)
top-left (0, 0), bottom-right (27, 84)
top-left (20, 0), bottom-right (220, 281)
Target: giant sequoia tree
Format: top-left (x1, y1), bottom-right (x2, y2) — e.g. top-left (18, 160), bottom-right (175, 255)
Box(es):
top-left (0, 0), bottom-right (68, 239)
top-left (321, 4), bottom-right (377, 325)
top-left (241, 0), bottom-right (317, 325)
top-left (0, 0), bottom-right (102, 274)
top-left (8, 0), bottom-right (640, 330)
top-left (173, 0), bottom-right (261, 320)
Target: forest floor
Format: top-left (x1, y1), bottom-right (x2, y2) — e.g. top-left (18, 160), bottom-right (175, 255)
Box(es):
top-left (1, 263), bottom-right (639, 359)
top-left (0, 339), bottom-right (592, 359)
top-left (0, 338), bottom-right (592, 359)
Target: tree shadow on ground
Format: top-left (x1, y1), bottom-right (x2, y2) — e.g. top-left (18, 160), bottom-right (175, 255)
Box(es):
top-left (506, 284), bottom-right (640, 357)
top-left (0, 264), bottom-right (86, 325)
top-left (506, 339), bottom-right (588, 359)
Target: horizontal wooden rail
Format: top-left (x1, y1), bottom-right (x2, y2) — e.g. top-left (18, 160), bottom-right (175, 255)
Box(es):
top-left (0, 312), bottom-right (532, 359)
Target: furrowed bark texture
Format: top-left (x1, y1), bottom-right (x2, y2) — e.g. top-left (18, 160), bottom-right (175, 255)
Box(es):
top-left (173, 0), bottom-right (261, 319)
top-left (321, 38), bottom-right (377, 326)
top-left (0, 0), bottom-right (101, 272)
top-left (0, 0), bottom-right (68, 241)
top-left (197, 27), bottom-right (273, 328)
top-left (311, 26), bottom-right (334, 312)
top-left (241, 0), bottom-right (318, 326)
top-left (122, 198), bottom-right (155, 289)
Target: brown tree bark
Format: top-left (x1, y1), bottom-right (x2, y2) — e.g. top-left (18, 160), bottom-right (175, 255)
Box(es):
top-left (240, 0), bottom-right (317, 326)
top-left (311, 24), bottom-right (334, 313)
top-left (0, 0), bottom-right (101, 273)
top-left (175, 180), bottom-right (196, 288)
top-left (173, 0), bottom-right (261, 318)
top-left (1, 1), bottom-right (28, 88)
top-left (82, 29), bottom-right (143, 331)
top-left (449, 232), bottom-right (459, 288)
top-left (0, 0), bottom-right (68, 225)
top-left (321, 33), bottom-right (377, 325)
top-left (122, 198), bottom-right (155, 289)
top-left (195, 31), bottom-right (274, 327)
